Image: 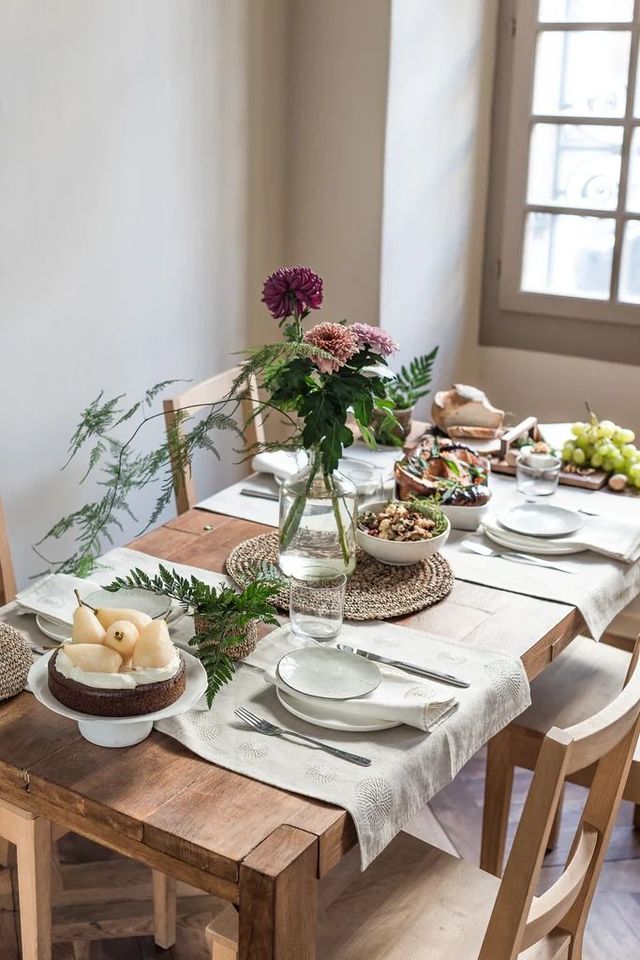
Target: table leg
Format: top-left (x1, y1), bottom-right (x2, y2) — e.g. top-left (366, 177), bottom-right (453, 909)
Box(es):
top-left (239, 825), bottom-right (318, 960)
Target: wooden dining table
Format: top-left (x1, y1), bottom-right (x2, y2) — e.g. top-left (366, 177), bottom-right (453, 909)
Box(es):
top-left (0, 506), bottom-right (586, 959)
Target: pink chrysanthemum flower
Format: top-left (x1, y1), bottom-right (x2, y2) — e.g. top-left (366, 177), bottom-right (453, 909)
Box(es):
top-left (351, 323), bottom-right (399, 357)
top-left (303, 322), bottom-right (359, 374)
top-left (261, 266), bottom-right (323, 320)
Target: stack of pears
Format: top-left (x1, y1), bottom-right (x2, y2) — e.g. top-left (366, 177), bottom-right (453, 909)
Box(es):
top-left (65, 593), bottom-right (175, 675)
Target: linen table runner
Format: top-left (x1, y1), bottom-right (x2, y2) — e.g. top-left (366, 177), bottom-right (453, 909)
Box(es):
top-left (446, 475), bottom-right (640, 640)
top-left (156, 621), bottom-right (530, 868)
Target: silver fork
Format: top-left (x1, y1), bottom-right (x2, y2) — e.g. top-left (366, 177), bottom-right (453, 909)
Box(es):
top-left (234, 706), bottom-right (372, 766)
top-left (461, 540), bottom-right (574, 575)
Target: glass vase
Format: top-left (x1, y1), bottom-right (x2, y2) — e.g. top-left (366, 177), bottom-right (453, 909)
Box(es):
top-left (278, 451), bottom-right (357, 578)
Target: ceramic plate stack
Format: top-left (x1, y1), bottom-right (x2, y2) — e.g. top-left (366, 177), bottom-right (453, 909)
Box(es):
top-left (485, 503), bottom-right (585, 555)
top-left (274, 646), bottom-right (401, 732)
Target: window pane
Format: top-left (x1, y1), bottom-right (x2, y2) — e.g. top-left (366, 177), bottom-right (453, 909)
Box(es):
top-left (625, 129), bottom-right (640, 211)
top-left (521, 212), bottom-right (615, 298)
top-left (619, 220), bottom-right (640, 302)
top-left (538, 0), bottom-right (634, 22)
top-left (533, 31), bottom-right (631, 117)
top-left (528, 124), bottom-right (622, 210)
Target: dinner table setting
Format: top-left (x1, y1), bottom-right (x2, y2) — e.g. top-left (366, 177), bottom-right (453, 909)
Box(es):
top-left (2, 266), bottom-right (640, 959)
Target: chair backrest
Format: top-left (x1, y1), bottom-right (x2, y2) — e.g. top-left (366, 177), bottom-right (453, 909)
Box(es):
top-left (0, 497), bottom-right (17, 606)
top-left (163, 367), bottom-right (265, 514)
top-left (480, 636), bottom-right (640, 960)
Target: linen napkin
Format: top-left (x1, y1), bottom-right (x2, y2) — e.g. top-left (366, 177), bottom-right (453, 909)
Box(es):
top-left (247, 639), bottom-right (458, 732)
top-left (15, 573), bottom-right (101, 625)
top-left (251, 449), bottom-right (389, 496)
top-left (483, 512), bottom-right (640, 563)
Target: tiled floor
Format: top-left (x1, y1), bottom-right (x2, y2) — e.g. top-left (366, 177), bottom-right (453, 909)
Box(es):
top-left (1, 748), bottom-right (639, 958)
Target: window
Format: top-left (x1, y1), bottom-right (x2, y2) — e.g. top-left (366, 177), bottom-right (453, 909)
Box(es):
top-left (481, 0), bottom-right (640, 365)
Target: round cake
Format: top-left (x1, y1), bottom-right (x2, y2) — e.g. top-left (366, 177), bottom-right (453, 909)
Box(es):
top-left (48, 647), bottom-right (186, 717)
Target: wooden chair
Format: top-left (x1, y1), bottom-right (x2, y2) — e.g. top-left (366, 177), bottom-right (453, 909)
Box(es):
top-left (0, 495), bottom-right (17, 606)
top-left (208, 637), bottom-right (640, 960)
top-left (481, 634), bottom-right (640, 877)
top-left (163, 367), bottom-right (265, 514)
top-left (0, 496), bottom-right (181, 959)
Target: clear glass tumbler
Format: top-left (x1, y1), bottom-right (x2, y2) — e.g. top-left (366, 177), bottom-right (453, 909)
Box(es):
top-left (289, 567), bottom-right (347, 642)
top-left (515, 453), bottom-right (562, 500)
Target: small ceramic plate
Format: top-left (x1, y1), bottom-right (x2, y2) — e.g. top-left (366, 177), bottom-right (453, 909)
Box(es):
top-left (83, 588), bottom-right (171, 620)
top-left (499, 504), bottom-right (582, 539)
top-left (277, 646), bottom-right (381, 700)
top-left (276, 687), bottom-right (399, 732)
top-left (36, 615), bottom-right (72, 644)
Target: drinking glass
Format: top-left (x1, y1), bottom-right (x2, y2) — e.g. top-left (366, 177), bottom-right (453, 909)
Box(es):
top-left (289, 566), bottom-right (347, 641)
top-left (515, 453), bottom-right (562, 500)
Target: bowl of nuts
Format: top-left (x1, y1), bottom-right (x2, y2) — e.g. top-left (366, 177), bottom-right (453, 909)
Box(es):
top-left (356, 500), bottom-right (450, 566)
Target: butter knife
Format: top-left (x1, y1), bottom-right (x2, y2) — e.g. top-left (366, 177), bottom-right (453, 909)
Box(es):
top-left (336, 644), bottom-right (470, 688)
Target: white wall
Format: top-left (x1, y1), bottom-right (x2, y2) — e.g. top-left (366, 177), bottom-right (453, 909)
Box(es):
top-left (285, 0), bottom-right (391, 327)
top-left (0, 0), bottom-right (285, 587)
top-left (380, 0), bottom-right (495, 418)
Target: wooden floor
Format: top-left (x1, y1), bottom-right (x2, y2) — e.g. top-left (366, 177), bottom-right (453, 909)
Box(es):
top-left (1, 748), bottom-right (638, 958)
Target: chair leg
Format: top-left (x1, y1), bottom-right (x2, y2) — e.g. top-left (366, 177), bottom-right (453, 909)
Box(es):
top-left (152, 869), bottom-right (177, 949)
top-left (0, 837), bottom-right (13, 868)
top-left (546, 784), bottom-right (565, 852)
top-left (206, 905), bottom-right (239, 960)
top-left (634, 803), bottom-right (640, 829)
top-left (15, 814), bottom-right (52, 960)
top-left (72, 943), bottom-right (91, 960)
top-left (481, 729), bottom-right (514, 878)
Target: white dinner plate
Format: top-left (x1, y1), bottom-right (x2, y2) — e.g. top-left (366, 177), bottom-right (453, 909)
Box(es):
top-left (276, 686), bottom-right (400, 732)
top-left (484, 525), bottom-right (586, 556)
top-left (499, 504), bottom-right (582, 538)
top-left (36, 615), bottom-right (72, 643)
top-left (277, 646), bottom-right (381, 700)
top-left (83, 587), bottom-right (171, 620)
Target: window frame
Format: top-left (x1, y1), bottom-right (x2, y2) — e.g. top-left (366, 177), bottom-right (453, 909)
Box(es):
top-left (480, 0), bottom-right (640, 366)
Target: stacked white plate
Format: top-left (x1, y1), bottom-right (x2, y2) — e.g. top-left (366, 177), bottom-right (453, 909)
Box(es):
top-left (275, 646), bottom-right (400, 732)
top-left (485, 503), bottom-right (585, 555)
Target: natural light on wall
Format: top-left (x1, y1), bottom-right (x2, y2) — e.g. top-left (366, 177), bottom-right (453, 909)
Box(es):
top-left (500, 0), bottom-right (640, 320)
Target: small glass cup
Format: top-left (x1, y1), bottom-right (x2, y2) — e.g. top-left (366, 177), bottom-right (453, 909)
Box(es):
top-left (515, 452), bottom-right (562, 501)
top-left (289, 566), bottom-right (347, 642)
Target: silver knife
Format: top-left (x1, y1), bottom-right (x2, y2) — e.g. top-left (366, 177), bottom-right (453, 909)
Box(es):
top-left (336, 644), bottom-right (470, 688)
top-left (240, 487), bottom-right (279, 502)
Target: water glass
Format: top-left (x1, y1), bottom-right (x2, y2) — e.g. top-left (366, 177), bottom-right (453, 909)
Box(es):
top-left (515, 453), bottom-right (562, 500)
top-left (289, 567), bottom-right (347, 642)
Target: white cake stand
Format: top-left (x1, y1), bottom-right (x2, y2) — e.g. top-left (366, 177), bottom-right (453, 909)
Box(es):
top-left (27, 650), bottom-right (208, 747)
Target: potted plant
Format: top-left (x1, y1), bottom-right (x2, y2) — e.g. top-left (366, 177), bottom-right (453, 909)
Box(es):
top-left (372, 348), bottom-right (439, 446)
top-left (105, 564), bottom-right (283, 706)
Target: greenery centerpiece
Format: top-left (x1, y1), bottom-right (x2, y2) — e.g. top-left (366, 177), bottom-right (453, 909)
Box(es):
top-left (105, 565), bottom-right (283, 706)
top-left (372, 348), bottom-right (439, 446)
top-left (234, 266), bottom-right (400, 575)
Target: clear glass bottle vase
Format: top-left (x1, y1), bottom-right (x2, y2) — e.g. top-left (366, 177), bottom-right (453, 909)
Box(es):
top-left (278, 450), bottom-right (357, 578)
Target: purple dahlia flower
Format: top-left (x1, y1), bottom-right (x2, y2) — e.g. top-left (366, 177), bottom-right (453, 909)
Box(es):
top-left (261, 266), bottom-right (323, 320)
top-left (351, 323), bottom-right (399, 357)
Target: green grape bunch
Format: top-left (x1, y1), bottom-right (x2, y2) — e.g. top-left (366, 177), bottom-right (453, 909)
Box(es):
top-left (562, 408), bottom-right (640, 490)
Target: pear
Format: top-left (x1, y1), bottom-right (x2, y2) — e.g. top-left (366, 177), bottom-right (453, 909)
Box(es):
top-left (104, 620), bottom-right (139, 659)
top-left (63, 643), bottom-right (122, 673)
top-left (95, 607), bottom-right (152, 632)
top-left (71, 605), bottom-right (106, 645)
top-left (131, 619), bottom-right (175, 669)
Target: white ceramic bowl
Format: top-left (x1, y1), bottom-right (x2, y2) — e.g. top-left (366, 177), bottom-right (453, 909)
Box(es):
top-left (356, 501), bottom-right (451, 566)
top-left (440, 495), bottom-right (492, 532)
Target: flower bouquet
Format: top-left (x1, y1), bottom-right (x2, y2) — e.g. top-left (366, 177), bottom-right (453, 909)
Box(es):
top-left (234, 266), bottom-right (399, 576)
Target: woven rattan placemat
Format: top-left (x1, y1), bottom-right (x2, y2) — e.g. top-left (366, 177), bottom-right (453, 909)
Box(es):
top-left (225, 533), bottom-right (454, 621)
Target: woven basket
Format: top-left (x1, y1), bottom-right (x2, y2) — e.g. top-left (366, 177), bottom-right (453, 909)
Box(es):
top-left (0, 623), bottom-right (34, 701)
top-left (193, 615), bottom-right (258, 662)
